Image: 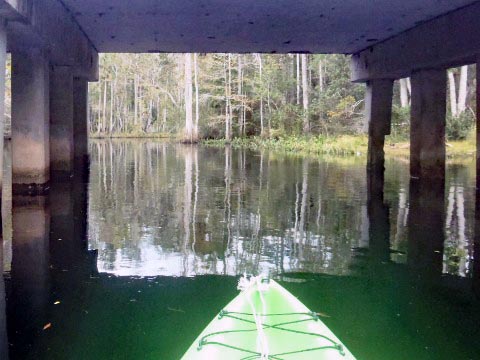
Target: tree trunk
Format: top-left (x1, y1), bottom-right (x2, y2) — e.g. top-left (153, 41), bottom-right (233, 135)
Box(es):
top-left (109, 80), bottom-right (114, 133)
top-left (194, 53), bottom-right (199, 139)
top-left (184, 53), bottom-right (194, 142)
top-left (259, 55), bottom-right (264, 137)
top-left (296, 54), bottom-right (300, 105)
top-left (448, 70), bottom-right (458, 117)
top-left (224, 55), bottom-right (231, 142)
top-left (163, 108), bottom-right (167, 133)
top-left (97, 82), bottom-right (102, 134)
top-left (301, 54), bottom-right (309, 133)
top-left (318, 59), bottom-right (324, 93)
top-left (238, 55), bottom-right (244, 136)
top-left (267, 83), bottom-right (271, 135)
top-left (458, 65), bottom-right (468, 115)
top-left (134, 75), bottom-right (138, 126)
top-left (399, 78), bottom-right (409, 108)
top-left (228, 54), bottom-right (233, 140)
top-left (406, 77), bottom-right (411, 95)
top-left (156, 97), bottom-right (160, 132)
top-left (103, 80), bottom-right (108, 133)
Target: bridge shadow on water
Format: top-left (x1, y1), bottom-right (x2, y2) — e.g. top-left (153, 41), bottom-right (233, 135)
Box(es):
top-left (0, 140), bottom-right (479, 359)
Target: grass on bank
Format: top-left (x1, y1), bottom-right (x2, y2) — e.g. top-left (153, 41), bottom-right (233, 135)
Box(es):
top-left (90, 132), bottom-right (171, 139)
top-left (203, 133), bottom-right (477, 159)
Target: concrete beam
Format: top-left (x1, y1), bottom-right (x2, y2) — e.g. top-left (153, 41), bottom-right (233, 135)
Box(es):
top-left (410, 69), bottom-right (446, 180)
top-left (73, 78), bottom-right (89, 173)
top-left (50, 65), bottom-right (74, 177)
top-left (365, 79), bottom-right (393, 173)
top-left (0, 21), bottom-right (6, 200)
top-left (476, 56), bottom-right (480, 297)
top-left (351, 2), bottom-right (480, 82)
top-left (11, 49), bottom-right (50, 193)
top-left (477, 56), bottom-right (480, 192)
top-left (5, 0), bottom-right (98, 80)
top-left (0, 0), bottom-right (31, 22)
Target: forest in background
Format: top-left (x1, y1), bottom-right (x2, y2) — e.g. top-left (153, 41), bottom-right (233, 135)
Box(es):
top-left (89, 53), bottom-right (476, 144)
top-left (6, 53), bottom-right (475, 144)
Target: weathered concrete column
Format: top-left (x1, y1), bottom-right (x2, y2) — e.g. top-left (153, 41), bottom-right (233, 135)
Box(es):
top-left (0, 21), bottom-right (7, 202)
top-left (410, 69), bottom-right (447, 180)
top-left (11, 49), bottom-right (50, 194)
top-left (73, 78), bottom-right (89, 176)
top-left (475, 58), bottom-right (480, 297)
top-left (50, 66), bottom-right (74, 178)
top-left (365, 79), bottom-right (393, 174)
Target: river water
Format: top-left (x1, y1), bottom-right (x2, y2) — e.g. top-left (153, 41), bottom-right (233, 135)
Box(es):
top-left (2, 139), bottom-right (479, 359)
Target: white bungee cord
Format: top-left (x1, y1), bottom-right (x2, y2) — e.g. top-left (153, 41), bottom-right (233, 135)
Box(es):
top-left (238, 274), bottom-right (270, 359)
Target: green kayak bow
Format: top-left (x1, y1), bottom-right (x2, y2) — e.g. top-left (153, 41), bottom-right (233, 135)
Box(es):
top-left (181, 276), bottom-right (356, 359)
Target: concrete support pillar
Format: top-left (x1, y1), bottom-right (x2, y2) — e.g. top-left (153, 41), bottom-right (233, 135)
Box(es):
top-left (474, 184), bottom-right (480, 298)
top-left (11, 50), bottom-right (50, 194)
top-left (410, 69), bottom-right (447, 180)
top-left (365, 79), bottom-right (393, 174)
top-left (50, 66), bottom-right (74, 178)
top-left (474, 59), bottom-right (480, 297)
top-left (73, 78), bottom-right (89, 176)
top-left (0, 22), bottom-right (7, 202)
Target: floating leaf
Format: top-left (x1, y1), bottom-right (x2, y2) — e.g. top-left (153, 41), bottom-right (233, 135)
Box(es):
top-left (43, 323), bottom-right (52, 330)
top-left (167, 307), bottom-right (185, 313)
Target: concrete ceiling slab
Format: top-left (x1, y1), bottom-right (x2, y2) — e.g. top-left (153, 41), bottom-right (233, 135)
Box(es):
top-left (60, 0), bottom-right (478, 54)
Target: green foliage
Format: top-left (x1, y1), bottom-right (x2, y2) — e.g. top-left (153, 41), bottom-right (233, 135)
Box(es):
top-left (90, 53), bottom-right (478, 144)
top-left (446, 110), bottom-right (475, 141)
top-left (204, 135), bottom-right (368, 156)
top-left (390, 105), bottom-right (411, 141)
top-left (89, 53), bottom-right (367, 139)
top-left (389, 105), bottom-right (476, 142)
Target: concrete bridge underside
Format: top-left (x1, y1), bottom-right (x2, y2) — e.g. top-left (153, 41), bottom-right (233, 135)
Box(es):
top-left (0, 0), bottom-right (479, 192)
top-left (2, 2), bottom-right (480, 357)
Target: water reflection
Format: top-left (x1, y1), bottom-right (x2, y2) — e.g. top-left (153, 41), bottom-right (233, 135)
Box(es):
top-left (407, 177), bottom-right (445, 280)
top-left (89, 141), bottom-right (371, 276)
top-left (88, 140), bottom-right (477, 280)
top-left (0, 213), bottom-right (7, 359)
top-left (0, 140), bottom-right (479, 360)
top-left (8, 196), bottom-right (50, 359)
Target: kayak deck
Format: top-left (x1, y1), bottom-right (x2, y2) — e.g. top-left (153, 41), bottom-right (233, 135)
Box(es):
top-left (181, 278), bottom-right (355, 359)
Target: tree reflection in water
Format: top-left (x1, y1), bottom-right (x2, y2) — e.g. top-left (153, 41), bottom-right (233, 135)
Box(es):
top-left (0, 140), bottom-right (479, 360)
top-left (87, 140), bottom-right (477, 279)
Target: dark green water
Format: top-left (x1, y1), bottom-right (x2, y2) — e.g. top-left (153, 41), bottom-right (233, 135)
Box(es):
top-left (2, 139), bottom-right (479, 359)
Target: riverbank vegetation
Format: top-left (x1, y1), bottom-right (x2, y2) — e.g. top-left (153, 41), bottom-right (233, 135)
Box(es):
top-left (204, 133), bottom-right (476, 159)
top-left (88, 53), bottom-right (476, 154)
